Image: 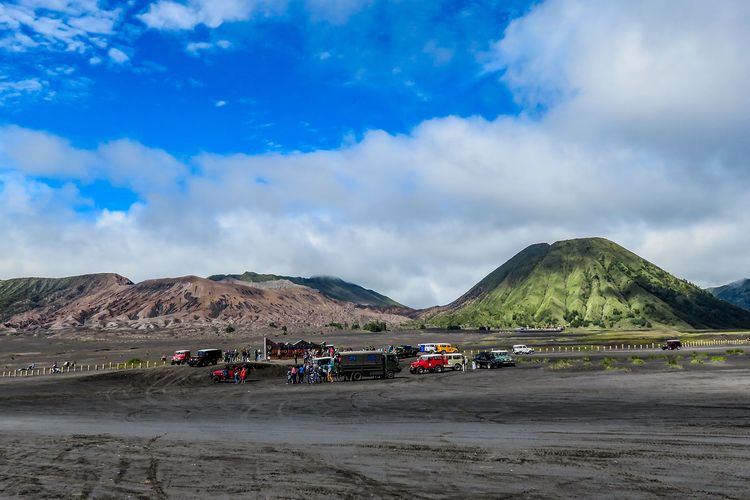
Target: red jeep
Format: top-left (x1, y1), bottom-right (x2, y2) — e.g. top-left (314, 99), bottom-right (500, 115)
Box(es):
top-left (410, 354), bottom-right (448, 374)
top-left (211, 363), bottom-right (252, 383)
top-left (171, 350), bottom-right (191, 365)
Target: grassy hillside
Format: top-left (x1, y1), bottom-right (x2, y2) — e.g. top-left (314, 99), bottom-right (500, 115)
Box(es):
top-left (429, 238), bottom-right (750, 329)
top-left (208, 272), bottom-right (404, 308)
top-left (708, 279), bottom-right (750, 311)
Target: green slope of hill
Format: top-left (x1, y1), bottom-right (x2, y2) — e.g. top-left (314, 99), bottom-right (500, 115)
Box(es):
top-left (429, 238), bottom-right (750, 329)
top-left (708, 279), bottom-right (750, 311)
top-left (208, 272), bottom-right (403, 308)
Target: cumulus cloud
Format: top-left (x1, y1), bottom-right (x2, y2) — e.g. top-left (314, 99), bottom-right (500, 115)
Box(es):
top-left (1, 0), bottom-right (750, 308)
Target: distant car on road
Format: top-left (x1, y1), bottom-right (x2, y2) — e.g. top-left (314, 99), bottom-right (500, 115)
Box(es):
top-left (512, 344), bottom-right (535, 355)
top-left (662, 339), bottom-right (682, 350)
top-left (171, 350), bottom-right (191, 365)
top-left (187, 348), bottom-right (223, 367)
top-left (474, 351), bottom-right (515, 369)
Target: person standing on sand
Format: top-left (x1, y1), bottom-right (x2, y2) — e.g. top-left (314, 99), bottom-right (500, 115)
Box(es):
top-left (239, 366), bottom-right (247, 384)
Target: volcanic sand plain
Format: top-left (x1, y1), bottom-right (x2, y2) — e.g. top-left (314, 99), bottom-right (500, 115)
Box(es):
top-left (1, 330), bottom-right (749, 499)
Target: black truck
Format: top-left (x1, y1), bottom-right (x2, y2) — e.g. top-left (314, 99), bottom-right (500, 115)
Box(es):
top-left (337, 351), bottom-right (401, 381)
top-left (187, 348), bottom-right (223, 367)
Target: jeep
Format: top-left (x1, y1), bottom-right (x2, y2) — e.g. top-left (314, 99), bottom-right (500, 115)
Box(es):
top-left (410, 354), bottom-right (449, 374)
top-left (474, 351), bottom-right (515, 369)
top-left (171, 350), bottom-right (191, 365)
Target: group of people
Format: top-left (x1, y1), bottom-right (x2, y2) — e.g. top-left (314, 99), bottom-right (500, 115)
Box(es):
top-left (224, 365), bottom-right (249, 384)
top-left (287, 362), bottom-right (334, 384)
top-left (224, 348), bottom-right (262, 363)
top-left (286, 350), bottom-right (343, 384)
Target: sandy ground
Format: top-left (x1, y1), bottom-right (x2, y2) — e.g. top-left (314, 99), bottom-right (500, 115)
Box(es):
top-left (1, 342), bottom-right (749, 499)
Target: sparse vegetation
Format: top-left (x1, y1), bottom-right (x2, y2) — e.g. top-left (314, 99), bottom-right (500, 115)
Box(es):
top-left (125, 358), bottom-right (144, 366)
top-left (549, 359), bottom-right (574, 370)
top-left (666, 358), bottom-right (683, 369)
top-left (726, 349), bottom-right (744, 355)
top-left (602, 356), bottom-right (618, 370)
top-left (630, 357), bottom-right (645, 365)
top-left (690, 352), bottom-right (708, 364)
top-left (362, 321), bottom-right (387, 332)
top-left (709, 355), bottom-right (726, 363)
top-left (326, 322), bottom-right (344, 330)
top-left (225, 325), bottom-right (235, 333)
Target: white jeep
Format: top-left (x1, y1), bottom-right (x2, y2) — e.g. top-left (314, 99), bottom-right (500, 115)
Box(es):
top-left (512, 344), bottom-right (534, 355)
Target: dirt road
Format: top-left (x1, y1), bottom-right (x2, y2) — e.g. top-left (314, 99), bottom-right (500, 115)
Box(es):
top-left (1, 351), bottom-right (749, 498)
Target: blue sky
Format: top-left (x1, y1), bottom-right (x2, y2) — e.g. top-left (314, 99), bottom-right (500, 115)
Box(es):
top-left (3, 1), bottom-right (527, 156)
top-left (1, 0), bottom-right (749, 307)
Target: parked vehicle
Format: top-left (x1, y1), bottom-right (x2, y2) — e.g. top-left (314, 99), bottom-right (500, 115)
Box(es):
top-left (512, 344), bottom-right (535, 355)
top-left (410, 354), bottom-right (449, 374)
top-left (435, 343), bottom-right (460, 354)
top-left (443, 353), bottom-right (466, 371)
top-left (338, 351), bottom-right (401, 381)
top-left (312, 356), bottom-right (334, 370)
top-left (211, 363), bottom-right (252, 383)
top-left (171, 350), bottom-right (191, 365)
top-left (474, 351), bottom-right (515, 369)
top-left (187, 348), bottom-right (223, 367)
top-left (418, 343), bottom-right (437, 353)
top-left (662, 339), bottom-right (682, 350)
top-left (395, 345), bottom-right (419, 358)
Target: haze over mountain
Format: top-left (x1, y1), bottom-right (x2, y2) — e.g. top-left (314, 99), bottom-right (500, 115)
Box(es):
top-left (0, 274), bottom-right (410, 332)
top-left (426, 238), bottom-right (750, 330)
top-left (708, 279), bottom-right (750, 312)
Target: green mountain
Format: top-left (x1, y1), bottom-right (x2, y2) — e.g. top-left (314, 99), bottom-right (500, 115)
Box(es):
top-left (427, 238), bottom-right (750, 329)
top-left (708, 279), bottom-right (750, 311)
top-left (207, 272), bottom-right (403, 308)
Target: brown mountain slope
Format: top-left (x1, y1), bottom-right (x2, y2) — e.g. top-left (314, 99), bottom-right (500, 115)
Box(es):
top-left (0, 275), bottom-right (410, 331)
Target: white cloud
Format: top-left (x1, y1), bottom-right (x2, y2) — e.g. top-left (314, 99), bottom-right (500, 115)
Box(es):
top-left (185, 39), bottom-right (231, 56)
top-left (489, 0), bottom-right (750, 165)
top-left (215, 100), bottom-right (226, 107)
top-left (0, 1), bottom-right (121, 53)
top-left (0, 78), bottom-right (45, 103)
top-left (139, 0), bottom-right (283, 31)
top-left (107, 47), bottom-right (129, 64)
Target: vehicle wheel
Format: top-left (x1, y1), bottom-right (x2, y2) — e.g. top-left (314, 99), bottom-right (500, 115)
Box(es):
top-left (386, 370), bottom-right (395, 379)
top-left (212, 376), bottom-right (221, 383)
top-left (352, 372), bottom-right (363, 381)
top-left (171, 361), bottom-right (175, 365)
top-left (454, 364), bottom-right (463, 371)
top-left (435, 365), bottom-right (443, 373)
top-left (417, 367), bottom-right (425, 374)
